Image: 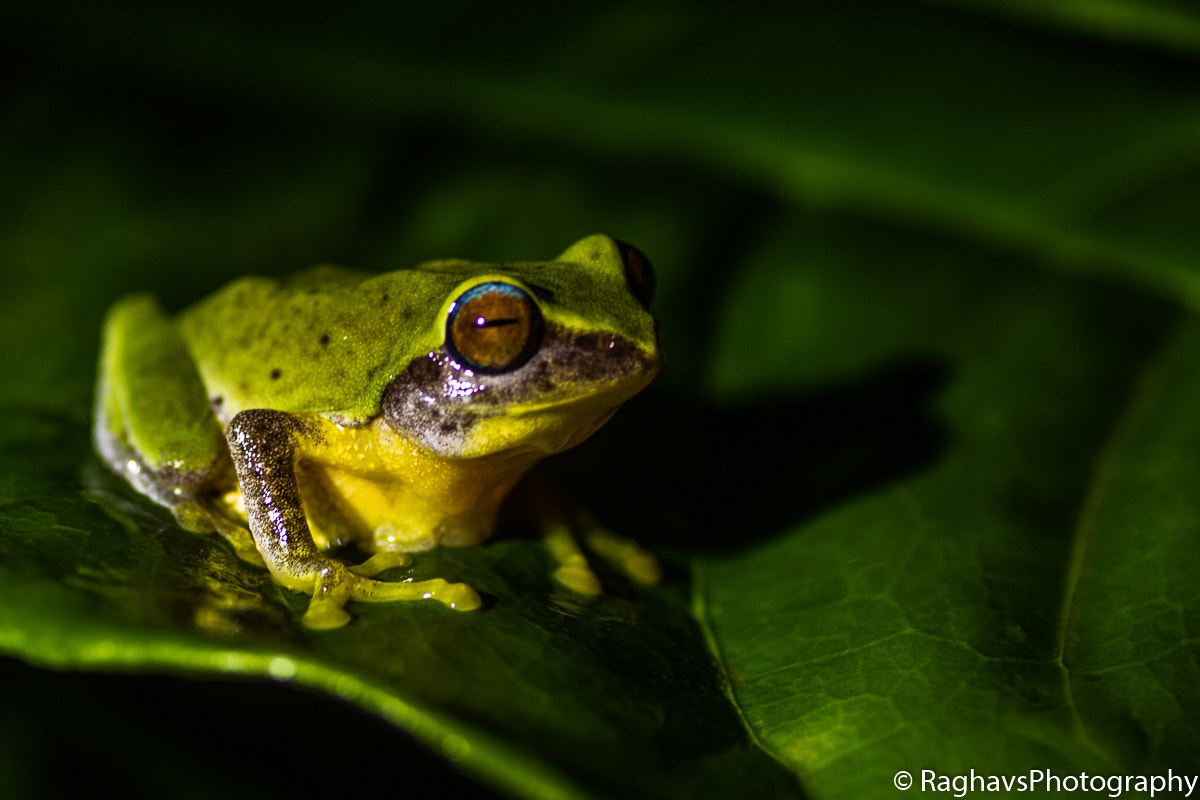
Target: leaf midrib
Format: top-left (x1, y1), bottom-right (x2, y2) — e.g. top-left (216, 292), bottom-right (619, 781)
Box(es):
top-left (1053, 317), bottom-right (1187, 769)
top-left (691, 560), bottom-right (811, 798)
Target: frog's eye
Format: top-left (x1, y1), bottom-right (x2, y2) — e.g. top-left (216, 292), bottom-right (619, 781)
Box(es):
top-left (446, 282), bottom-right (543, 373)
top-left (615, 240), bottom-right (655, 309)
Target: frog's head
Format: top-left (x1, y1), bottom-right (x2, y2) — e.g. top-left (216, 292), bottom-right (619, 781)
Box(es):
top-left (381, 234), bottom-right (663, 459)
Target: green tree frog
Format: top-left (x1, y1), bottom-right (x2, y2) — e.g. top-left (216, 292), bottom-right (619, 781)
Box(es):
top-left (94, 235), bottom-right (663, 628)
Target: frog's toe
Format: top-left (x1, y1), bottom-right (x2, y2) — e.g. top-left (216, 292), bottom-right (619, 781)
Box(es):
top-left (584, 530), bottom-right (662, 586)
top-left (554, 557), bottom-right (603, 596)
top-left (348, 551), bottom-right (413, 577)
top-left (350, 574), bottom-right (482, 611)
top-left (302, 597), bottom-right (354, 630)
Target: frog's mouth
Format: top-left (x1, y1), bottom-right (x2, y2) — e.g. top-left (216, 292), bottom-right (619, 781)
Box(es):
top-left (512, 327), bottom-right (663, 400)
top-left (500, 361), bottom-right (659, 419)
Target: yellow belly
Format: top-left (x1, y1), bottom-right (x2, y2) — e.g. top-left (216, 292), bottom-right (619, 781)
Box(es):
top-left (293, 415), bottom-right (541, 552)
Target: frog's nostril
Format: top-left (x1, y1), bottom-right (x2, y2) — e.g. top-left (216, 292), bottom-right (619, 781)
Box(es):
top-left (615, 240), bottom-right (655, 309)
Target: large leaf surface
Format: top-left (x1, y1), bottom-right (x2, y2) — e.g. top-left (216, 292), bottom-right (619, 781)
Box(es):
top-left (701, 215), bottom-right (1193, 794)
top-left (2, 2), bottom-right (1200, 798)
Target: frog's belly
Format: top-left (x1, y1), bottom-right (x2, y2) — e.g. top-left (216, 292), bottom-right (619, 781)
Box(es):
top-left (295, 459), bottom-right (525, 553)
top-left (287, 413), bottom-right (541, 553)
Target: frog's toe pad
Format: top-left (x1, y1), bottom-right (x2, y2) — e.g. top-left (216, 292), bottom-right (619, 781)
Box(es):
top-left (584, 530), bottom-right (662, 586)
top-left (624, 553), bottom-right (662, 586)
top-left (302, 602), bottom-right (352, 631)
top-left (554, 560), bottom-right (603, 596)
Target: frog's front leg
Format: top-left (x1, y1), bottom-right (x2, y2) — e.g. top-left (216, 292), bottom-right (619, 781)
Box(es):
top-left (225, 409), bottom-right (480, 629)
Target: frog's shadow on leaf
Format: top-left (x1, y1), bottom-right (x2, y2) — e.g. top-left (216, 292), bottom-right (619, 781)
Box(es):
top-left (558, 359), bottom-right (949, 556)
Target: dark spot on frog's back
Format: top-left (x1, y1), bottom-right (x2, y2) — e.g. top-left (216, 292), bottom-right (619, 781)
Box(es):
top-left (270, 368), bottom-right (282, 381)
top-left (319, 333), bottom-right (330, 347)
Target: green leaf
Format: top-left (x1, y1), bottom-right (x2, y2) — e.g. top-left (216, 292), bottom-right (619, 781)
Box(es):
top-left (698, 210), bottom-right (1194, 794)
top-left (4, 2), bottom-right (1200, 798)
top-left (1, 431), bottom-right (792, 799)
top-left (14, 2), bottom-right (1200, 303)
top-left (927, 0), bottom-right (1200, 59)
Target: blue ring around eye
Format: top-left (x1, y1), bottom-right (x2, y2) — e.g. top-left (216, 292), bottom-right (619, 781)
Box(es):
top-left (450, 281), bottom-right (530, 314)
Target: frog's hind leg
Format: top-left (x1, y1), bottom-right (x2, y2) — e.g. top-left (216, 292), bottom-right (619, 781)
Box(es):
top-left (225, 409), bottom-right (481, 629)
top-left (94, 294), bottom-right (230, 533)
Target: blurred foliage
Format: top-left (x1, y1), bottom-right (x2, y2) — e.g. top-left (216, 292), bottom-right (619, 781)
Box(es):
top-left (3, 1), bottom-right (1200, 798)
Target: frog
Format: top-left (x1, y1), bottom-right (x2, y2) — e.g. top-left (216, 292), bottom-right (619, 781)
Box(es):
top-left (93, 234), bottom-right (663, 629)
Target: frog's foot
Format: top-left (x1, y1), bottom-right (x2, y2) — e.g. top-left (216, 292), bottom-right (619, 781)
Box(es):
top-left (544, 523), bottom-right (661, 596)
top-left (300, 561), bottom-right (482, 630)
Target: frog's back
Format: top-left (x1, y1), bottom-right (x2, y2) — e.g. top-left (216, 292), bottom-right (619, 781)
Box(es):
top-left (178, 265), bottom-right (445, 425)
